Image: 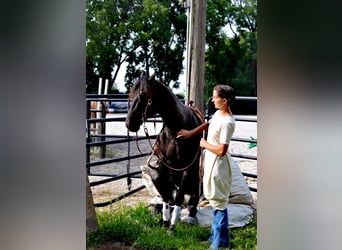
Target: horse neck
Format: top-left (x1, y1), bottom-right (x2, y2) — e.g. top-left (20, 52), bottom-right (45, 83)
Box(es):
top-left (152, 83), bottom-right (186, 132)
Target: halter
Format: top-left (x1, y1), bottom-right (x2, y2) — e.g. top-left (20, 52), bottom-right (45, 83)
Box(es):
top-left (134, 76), bottom-right (153, 154)
top-left (134, 97), bottom-right (153, 154)
top-left (142, 98), bottom-right (152, 124)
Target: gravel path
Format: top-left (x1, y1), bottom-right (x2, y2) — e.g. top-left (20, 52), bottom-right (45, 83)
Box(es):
top-left (89, 114), bottom-right (257, 210)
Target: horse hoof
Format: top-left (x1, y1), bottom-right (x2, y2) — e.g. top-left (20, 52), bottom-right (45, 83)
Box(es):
top-left (181, 216), bottom-right (197, 225)
top-left (162, 220), bottom-right (170, 228)
top-left (167, 225), bottom-right (176, 236)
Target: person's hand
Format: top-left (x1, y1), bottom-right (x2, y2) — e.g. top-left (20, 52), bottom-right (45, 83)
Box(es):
top-left (200, 138), bottom-right (207, 148)
top-left (176, 129), bottom-right (190, 139)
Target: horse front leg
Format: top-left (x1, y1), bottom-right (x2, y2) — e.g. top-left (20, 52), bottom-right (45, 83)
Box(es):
top-left (182, 192), bottom-right (199, 225)
top-left (156, 195), bottom-right (174, 228)
top-left (150, 168), bottom-right (174, 227)
top-left (161, 201), bottom-right (171, 227)
top-left (167, 188), bottom-right (185, 235)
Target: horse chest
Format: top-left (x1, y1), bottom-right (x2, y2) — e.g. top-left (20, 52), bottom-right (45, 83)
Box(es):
top-left (158, 134), bottom-right (181, 162)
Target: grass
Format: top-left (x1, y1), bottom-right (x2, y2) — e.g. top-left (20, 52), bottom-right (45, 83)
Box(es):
top-left (87, 203), bottom-right (257, 250)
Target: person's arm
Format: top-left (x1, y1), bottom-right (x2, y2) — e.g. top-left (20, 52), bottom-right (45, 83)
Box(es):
top-left (200, 138), bottom-right (228, 156)
top-left (176, 122), bottom-right (209, 139)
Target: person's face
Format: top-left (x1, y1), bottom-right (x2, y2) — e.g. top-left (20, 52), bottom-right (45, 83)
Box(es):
top-left (212, 90), bottom-right (226, 110)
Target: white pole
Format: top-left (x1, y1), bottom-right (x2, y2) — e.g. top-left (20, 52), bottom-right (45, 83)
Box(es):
top-left (96, 78), bottom-right (103, 135)
top-left (104, 79), bottom-right (109, 95)
top-left (98, 77), bottom-right (102, 95)
top-left (97, 77), bottom-right (103, 111)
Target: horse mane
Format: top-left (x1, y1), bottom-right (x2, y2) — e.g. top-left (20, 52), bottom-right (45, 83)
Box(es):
top-left (129, 72), bottom-right (183, 108)
top-left (151, 78), bottom-right (185, 108)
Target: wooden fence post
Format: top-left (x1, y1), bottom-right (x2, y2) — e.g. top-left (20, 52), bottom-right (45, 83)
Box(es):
top-left (188, 0), bottom-right (206, 114)
top-left (86, 173), bottom-right (98, 233)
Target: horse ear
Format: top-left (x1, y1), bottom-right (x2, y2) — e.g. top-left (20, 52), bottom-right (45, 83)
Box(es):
top-left (149, 72), bottom-right (156, 81)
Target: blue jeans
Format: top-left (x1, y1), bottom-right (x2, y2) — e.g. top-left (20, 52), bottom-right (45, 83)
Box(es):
top-left (209, 208), bottom-right (230, 249)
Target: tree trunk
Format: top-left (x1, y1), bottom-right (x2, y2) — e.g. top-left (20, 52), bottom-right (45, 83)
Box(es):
top-left (86, 173), bottom-right (98, 233)
top-left (188, 0), bottom-right (206, 114)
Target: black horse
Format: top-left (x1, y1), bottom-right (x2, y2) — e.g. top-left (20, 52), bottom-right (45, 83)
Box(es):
top-left (125, 71), bottom-right (203, 232)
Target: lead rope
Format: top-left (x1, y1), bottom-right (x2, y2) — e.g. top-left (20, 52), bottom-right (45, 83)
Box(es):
top-left (135, 98), bottom-right (153, 155)
top-left (199, 130), bottom-right (206, 198)
top-left (147, 146), bottom-right (201, 172)
top-left (135, 132), bottom-right (143, 154)
top-left (188, 104), bottom-right (206, 197)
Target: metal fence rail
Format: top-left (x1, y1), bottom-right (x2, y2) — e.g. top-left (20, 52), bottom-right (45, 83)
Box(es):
top-left (86, 94), bottom-right (257, 207)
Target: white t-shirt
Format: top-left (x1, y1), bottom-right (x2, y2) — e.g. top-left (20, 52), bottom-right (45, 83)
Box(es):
top-left (203, 110), bottom-right (236, 210)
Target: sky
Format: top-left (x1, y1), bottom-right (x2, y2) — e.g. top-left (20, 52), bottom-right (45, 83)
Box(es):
top-left (115, 61), bottom-right (187, 95)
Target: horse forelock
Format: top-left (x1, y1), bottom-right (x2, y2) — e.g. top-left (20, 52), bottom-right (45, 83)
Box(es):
top-left (128, 78), bottom-right (138, 100)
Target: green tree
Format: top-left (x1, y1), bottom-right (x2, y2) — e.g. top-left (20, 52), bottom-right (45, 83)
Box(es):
top-left (86, 0), bottom-right (187, 93)
top-left (86, 0), bottom-right (143, 93)
top-left (86, 0), bottom-right (257, 97)
top-left (228, 0), bottom-right (257, 95)
top-left (124, 0), bottom-right (187, 90)
top-left (205, 0), bottom-right (257, 101)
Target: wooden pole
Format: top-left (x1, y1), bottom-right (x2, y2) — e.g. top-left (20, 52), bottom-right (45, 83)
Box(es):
top-left (185, 0), bottom-right (192, 104)
top-left (188, 0), bottom-right (206, 114)
top-left (86, 173), bottom-right (98, 233)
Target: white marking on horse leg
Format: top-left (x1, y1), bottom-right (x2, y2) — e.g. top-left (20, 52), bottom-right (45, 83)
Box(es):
top-left (170, 205), bottom-right (182, 226)
top-left (162, 202), bottom-right (170, 222)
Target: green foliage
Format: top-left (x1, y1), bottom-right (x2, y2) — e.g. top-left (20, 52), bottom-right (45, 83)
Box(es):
top-left (86, 203), bottom-right (158, 247)
top-left (205, 0), bottom-right (257, 99)
top-left (134, 222), bottom-right (209, 250)
top-left (86, 0), bottom-right (187, 93)
top-left (176, 92), bottom-right (185, 99)
top-left (124, 0), bottom-right (187, 90)
top-left (87, 0), bottom-right (151, 93)
top-left (86, 204), bottom-right (257, 250)
top-left (86, 0), bottom-right (257, 97)
top-left (230, 218), bottom-right (257, 250)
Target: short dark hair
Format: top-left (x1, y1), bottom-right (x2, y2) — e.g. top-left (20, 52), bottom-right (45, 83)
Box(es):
top-left (214, 85), bottom-right (235, 103)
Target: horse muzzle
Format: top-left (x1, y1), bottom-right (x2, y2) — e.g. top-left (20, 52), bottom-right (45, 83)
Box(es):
top-left (125, 120), bottom-right (141, 132)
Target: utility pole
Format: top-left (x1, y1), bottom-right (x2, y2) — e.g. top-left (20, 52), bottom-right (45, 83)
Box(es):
top-left (86, 173), bottom-right (98, 233)
top-left (185, 0), bottom-right (207, 114)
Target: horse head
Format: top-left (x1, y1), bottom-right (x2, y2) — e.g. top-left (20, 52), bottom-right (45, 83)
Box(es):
top-left (125, 71), bottom-right (157, 132)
